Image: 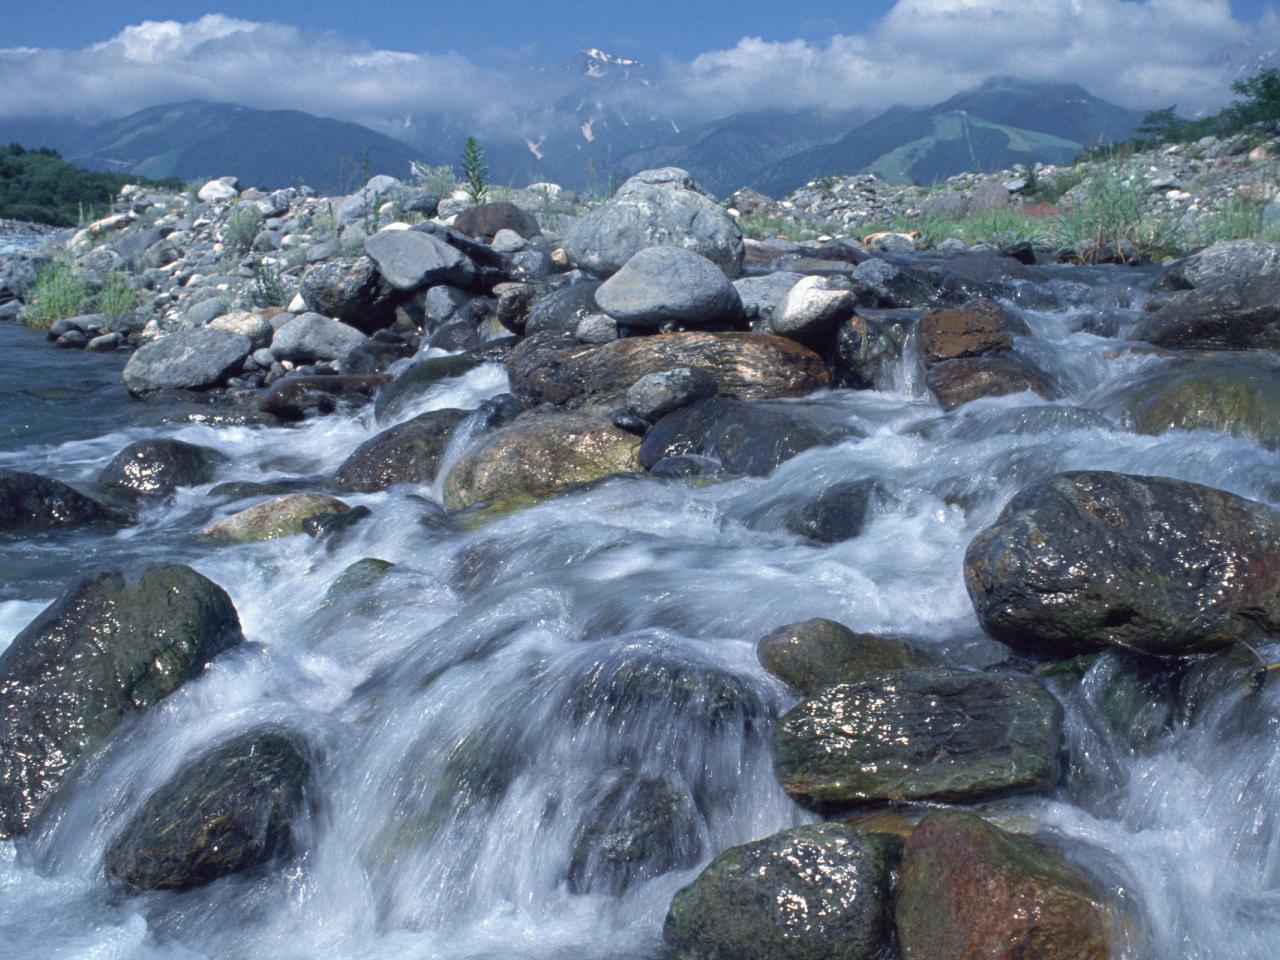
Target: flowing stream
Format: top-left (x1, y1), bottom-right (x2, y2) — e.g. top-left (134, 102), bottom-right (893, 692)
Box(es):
top-left (2, 263), bottom-right (1279, 959)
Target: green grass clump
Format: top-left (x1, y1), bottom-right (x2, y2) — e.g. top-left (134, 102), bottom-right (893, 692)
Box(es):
top-left (411, 162), bottom-right (457, 198)
top-left (738, 212), bottom-right (846, 241)
top-left (96, 271), bottom-right (138, 320)
top-left (251, 259), bottom-right (289, 308)
top-left (26, 258), bottom-right (88, 329)
top-left (1051, 163), bottom-right (1185, 260)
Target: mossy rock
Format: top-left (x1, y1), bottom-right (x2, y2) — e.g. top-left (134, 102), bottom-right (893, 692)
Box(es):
top-left (1124, 354), bottom-right (1280, 449)
top-left (757, 617), bottom-right (935, 695)
top-left (200, 493), bottom-right (350, 541)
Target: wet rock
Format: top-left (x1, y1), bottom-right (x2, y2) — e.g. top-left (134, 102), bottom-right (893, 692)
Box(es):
top-left (624, 367), bottom-right (718, 422)
top-left (1123, 355), bottom-right (1280, 448)
top-left (965, 471), bottom-right (1280, 657)
top-left (926, 353), bottom-right (1054, 410)
top-left (453, 202), bottom-right (541, 242)
top-left (834, 311), bottom-right (914, 389)
top-left (595, 246), bottom-right (743, 328)
top-left (442, 411), bottom-right (640, 510)
top-left (200, 493), bottom-right (351, 541)
top-left (525, 281), bottom-right (605, 336)
top-left (364, 229), bottom-right (478, 293)
top-left (299, 257), bottom-right (396, 333)
top-left (97, 439), bottom-right (225, 498)
top-left (0, 468), bottom-right (124, 531)
top-left (664, 823), bottom-right (896, 960)
top-left (639, 398), bottom-right (847, 477)
top-left (770, 275), bottom-right (854, 345)
top-left (0, 564), bottom-right (244, 836)
top-left (568, 772), bottom-right (701, 895)
top-left (851, 257), bottom-right (936, 308)
top-left (563, 168), bottom-right (745, 277)
top-left (323, 558), bottom-right (395, 607)
top-left (783, 478), bottom-right (884, 543)
top-left (1133, 275), bottom-right (1280, 350)
top-left (270, 312), bottom-right (367, 364)
top-left (918, 301), bottom-right (1030, 363)
top-left (1176, 642), bottom-right (1262, 727)
top-left (1154, 239), bottom-right (1280, 291)
top-left (123, 328), bottom-right (252, 395)
top-left (508, 331), bottom-right (829, 409)
top-left (258, 374), bottom-right (388, 421)
top-left (758, 618), bottom-right (934, 695)
top-left (896, 812), bottom-right (1117, 960)
top-left (333, 408), bottom-right (468, 492)
top-left (372, 355), bottom-right (482, 423)
top-left (105, 727), bottom-right (312, 893)
top-left (774, 666), bottom-right (1062, 807)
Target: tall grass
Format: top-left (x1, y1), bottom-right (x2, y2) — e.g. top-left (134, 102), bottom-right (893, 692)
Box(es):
top-left (26, 258), bottom-right (87, 329)
top-left (96, 271), bottom-right (138, 320)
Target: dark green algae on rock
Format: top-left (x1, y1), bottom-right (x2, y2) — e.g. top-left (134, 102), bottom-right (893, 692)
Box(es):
top-left (773, 666), bottom-right (1062, 808)
top-left (0, 564), bottom-right (244, 837)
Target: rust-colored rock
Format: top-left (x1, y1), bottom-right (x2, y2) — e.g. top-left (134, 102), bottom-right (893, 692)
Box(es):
top-left (926, 353), bottom-right (1053, 410)
top-left (918, 301), bottom-right (1029, 364)
top-left (507, 331), bottom-right (829, 409)
top-left (896, 812), bottom-right (1117, 960)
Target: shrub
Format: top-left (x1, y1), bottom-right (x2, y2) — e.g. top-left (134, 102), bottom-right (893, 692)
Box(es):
top-left (411, 162), bottom-right (457, 198)
top-left (224, 205), bottom-right (262, 252)
top-left (26, 257), bottom-right (87, 329)
top-left (251, 259), bottom-right (289, 308)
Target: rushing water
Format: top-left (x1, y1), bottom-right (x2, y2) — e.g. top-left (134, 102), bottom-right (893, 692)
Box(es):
top-left (1, 264), bottom-right (1279, 959)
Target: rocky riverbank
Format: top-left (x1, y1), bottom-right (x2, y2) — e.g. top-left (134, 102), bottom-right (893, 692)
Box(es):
top-left (1, 161), bottom-right (1279, 958)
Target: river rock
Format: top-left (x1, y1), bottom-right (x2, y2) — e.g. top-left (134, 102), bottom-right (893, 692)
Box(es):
top-left (926, 353), bottom-right (1054, 410)
top-left (201, 493), bottom-right (351, 541)
top-left (770, 275), bottom-right (854, 344)
top-left (896, 812), bottom-right (1116, 960)
top-left (851, 257), bottom-right (936, 308)
top-left (735, 272), bottom-right (805, 326)
top-left (563, 168), bottom-right (745, 277)
top-left (663, 822), bottom-right (896, 960)
top-left (299, 257), bottom-right (396, 333)
top-left (258, 374), bottom-right (389, 421)
top-left (105, 727), bottom-right (312, 893)
top-left (333, 408), bottom-right (468, 492)
top-left (758, 618), bottom-right (934, 695)
top-left (918, 301), bottom-right (1030, 363)
top-left (783, 478), bottom-right (884, 543)
top-left (773, 666), bottom-right (1062, 807)
top-left (453, 202), bottom-right (541, 242)
top-left (1123, 355), bottom-right (1280, 449)
top-left (508, 331), bottom-right (829, 409)
top-left (639, 398), bottom-right (847, 477)
top-left (97, 439), bottom-right (225, 498)
top-left (123, 327), bottom-right (252, 395)
top-left (364, 229), bottom-right (478, 292)
top-left (0, 564), bottom-right (244, 836)
top-left (595, 246), bottom-right (743, 328)
top-left (196, 177), bottom-right (238, 203)
top-left (270, 312), bottom-right (368, 364)
top-left (965, 471), bottom-right (1280, 657)
top-left (0, 468), bottom-right (123, 531)
top-left (1133, 275), bottom-right (1280, 350)
top-left (624, 367), bottom-right (718, 422)
top-left (525, 281), bottom-right (606, 335)
top-left (208, 311), bottom-right (274, 349)
top-left (835, 311), bottom-right (914, 389)
top-left (442, 411), bottom-right (641, 510)
top-left (1154, 239), bottom-right (1280, 291)
top-left (373, 354), bottom-right (481, 423)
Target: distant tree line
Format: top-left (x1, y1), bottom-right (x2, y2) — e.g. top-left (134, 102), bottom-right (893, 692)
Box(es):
top-left (1133, 68), bottom-right (1280, 147)
top-left (0, 144), bottom-right (181, 226)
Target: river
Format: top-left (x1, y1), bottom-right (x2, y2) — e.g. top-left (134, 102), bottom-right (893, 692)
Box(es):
top-left (1, 261), bottom-right (1278, 958)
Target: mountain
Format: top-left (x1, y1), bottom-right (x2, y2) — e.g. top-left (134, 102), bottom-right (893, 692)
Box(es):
top-left (750, 77), bottom-right (1147, 196)
top-left (0, 102), bottom-right (435, 194)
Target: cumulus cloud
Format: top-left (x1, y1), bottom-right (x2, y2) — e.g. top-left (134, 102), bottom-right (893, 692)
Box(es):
top-left (0, 2), bottom-right (1275, 136)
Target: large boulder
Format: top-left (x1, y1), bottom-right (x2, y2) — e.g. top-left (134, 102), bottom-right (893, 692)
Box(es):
top-left (964, 471), bottom-right (1280, 657)
top-left (918, 301), bottom-right (1031, 363)
top-left (364, 229), bottom-right (478, 293)
top-left (663, 823), bottom-right (896, 960)
top-left (453, 202), bottom-right (541, 242)
top-left (1154, 239), bottom-right (1280, 291)
top-left (773, 666), bottom-right (1062, 807)
top-left (1122, 354), bottom-right (1280, 449)
top-left (594, 246), bottom-right (743, 329)
top-left (0, 565), bottom-right (244, 836)
top-left (926, 353), bottom-right (1054, 411)
top-left (97, 439), bottom-right (226, 498)
top-left (507, 331), bottom-right (829, 409)
top-left (770, 275), bottom-right (855, 345)
top-left (896, 812), bottom-right (1118, 960)
top-left (563, 168), bottom-right (745, 277)
top-left (639, 398), bottom-right (848, 477)
top-left (299, 257), bottom-right (396, 333)
top-left (757, 618), bottom-right (934, 696)
top-left (332, 408), bottom-right (468, 492)
top-left (0, 468), bottom-right (123, 531)
top-left (1132, 275), bottom-right (1280, 350)
top-left (201, 493), bottom-right (350, 542)
top-left (122, 328), bottom-right (251, 395)
top-left (441, 411), bottom-right (640, 510)
top-left (270, 313), bottom-right (368, 364)
top-left (105, 727), bottom-right (312, 893)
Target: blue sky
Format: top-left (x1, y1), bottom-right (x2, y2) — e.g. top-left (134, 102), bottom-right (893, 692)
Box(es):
top-left (7, 0), bottom-right (1272, 62)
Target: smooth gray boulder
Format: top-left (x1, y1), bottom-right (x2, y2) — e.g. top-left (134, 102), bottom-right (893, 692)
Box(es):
top-left (122, 328), bottom-right (251, 395)
top-left (563, 168), bottom-right (745, 277)
top-left (271, 312), bottom-right (367, 364)
top-left (1154, 239), bottom-right (1280, 291)
top-left (364, 229), bottom-right (477, 292)
top-left (770, 275), bottom-right (854, 344)
top-left (595, 246), bottom-right (743, 328)
top-left (1132, 274), bottom-right (1280, 350)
